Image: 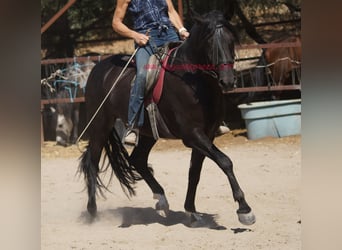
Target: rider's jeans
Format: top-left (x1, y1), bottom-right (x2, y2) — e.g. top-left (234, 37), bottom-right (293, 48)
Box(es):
top-left (127, 27), bottom-right (179, 127)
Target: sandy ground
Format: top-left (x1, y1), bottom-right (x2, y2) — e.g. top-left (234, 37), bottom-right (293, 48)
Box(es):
top-left (41, 131), bottom-right (301, 250)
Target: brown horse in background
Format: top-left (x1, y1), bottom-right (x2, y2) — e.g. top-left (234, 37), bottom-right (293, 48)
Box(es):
top-left (264, 36), bottom-right (301, 85)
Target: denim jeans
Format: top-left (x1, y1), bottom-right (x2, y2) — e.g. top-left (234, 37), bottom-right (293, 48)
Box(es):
top-left (128, 27), bottom-right (179, 127)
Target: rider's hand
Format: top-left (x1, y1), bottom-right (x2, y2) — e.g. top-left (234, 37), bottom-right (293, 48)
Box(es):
top-left (134, 33), bottom-right (150, 46)
top-left (179, 27), bottom-right (190, 40)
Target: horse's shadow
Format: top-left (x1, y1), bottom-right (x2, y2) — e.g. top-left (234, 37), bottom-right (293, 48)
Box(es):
top-left (112, 207), bottom-right (228, 230)
top-left (80, 207), bottom-right (227, 230)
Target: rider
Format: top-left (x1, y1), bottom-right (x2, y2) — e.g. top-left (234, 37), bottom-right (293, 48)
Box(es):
top-left (112, 0), bottom-right (189, 145)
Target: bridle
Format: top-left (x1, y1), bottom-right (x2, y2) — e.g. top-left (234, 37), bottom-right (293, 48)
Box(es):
top-left (212, 24), bottom-right (234, 73)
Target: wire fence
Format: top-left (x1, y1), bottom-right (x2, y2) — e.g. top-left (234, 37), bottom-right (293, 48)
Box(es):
top-left (40, 41), bottom-right (301, 142)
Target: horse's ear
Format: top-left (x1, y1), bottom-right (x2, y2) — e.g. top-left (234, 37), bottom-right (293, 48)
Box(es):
top-left (191, 11), bottom-right (205, 24)
top-left (185, 0), bottom-right (205, 24)
top-left (224, 1), bottom-right (235, 21)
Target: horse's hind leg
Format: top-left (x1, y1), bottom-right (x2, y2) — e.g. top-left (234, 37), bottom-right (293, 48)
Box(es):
top-left (79, 132), bottom-right (107, 217)
top-left (129, 135), bottom-right (169, 215)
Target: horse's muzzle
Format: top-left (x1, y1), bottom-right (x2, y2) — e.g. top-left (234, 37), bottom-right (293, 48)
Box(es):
top-left (218, 65), bottom-right (236, 91)
top-left (218, 75), bottom-right (237, 92)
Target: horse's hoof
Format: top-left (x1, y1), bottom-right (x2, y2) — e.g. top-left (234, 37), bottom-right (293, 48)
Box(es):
top-left (237, 211), bottom-right (256, 225)
top-left (153, 193), bottom-right (169, 217)
top-left (87, 203), bottom-right (97, 217)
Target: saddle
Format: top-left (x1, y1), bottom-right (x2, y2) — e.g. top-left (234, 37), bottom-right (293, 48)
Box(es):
top-left (144, 42), bottom-right (181, 140)
top-left (145, 42), bottom-right (180, 102)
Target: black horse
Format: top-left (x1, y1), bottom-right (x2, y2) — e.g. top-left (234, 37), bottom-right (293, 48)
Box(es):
top-left (79, 10), bottom-right (255, 226)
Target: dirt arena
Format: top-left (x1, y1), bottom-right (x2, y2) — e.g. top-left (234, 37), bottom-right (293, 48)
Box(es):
top-left (41, 131), bottom-right (301, 249)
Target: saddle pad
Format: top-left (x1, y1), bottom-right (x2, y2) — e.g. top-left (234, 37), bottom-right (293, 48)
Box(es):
top-left (145, 46), bottom-right (177, 104)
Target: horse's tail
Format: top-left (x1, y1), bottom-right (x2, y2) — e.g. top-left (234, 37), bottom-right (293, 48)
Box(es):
top-left (78, 128), bottom-right (142, 198)
top-left (78, 145), bottom-right (107, 198)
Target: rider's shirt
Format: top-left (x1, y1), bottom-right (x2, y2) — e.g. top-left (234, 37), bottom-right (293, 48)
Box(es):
top-left (128, 0), bottom-right (173, 32)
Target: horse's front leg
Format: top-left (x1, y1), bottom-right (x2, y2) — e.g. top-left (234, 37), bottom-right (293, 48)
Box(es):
top-left (184, 149), bottom-right (206, 226)
top-left (183, 132), bottom-right (255, 226)
top-left (210, 144), bottom-right (256, 225)
top-left (184, 149), bottom-right (204, 212)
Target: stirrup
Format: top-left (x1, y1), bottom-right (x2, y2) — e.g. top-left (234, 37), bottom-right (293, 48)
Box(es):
top-left (122, 128), bottom-right (139, 146)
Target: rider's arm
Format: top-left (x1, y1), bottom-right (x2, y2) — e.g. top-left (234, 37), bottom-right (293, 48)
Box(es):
top-left (165, 0), bottom-right (189, 40)
top-left (112, 0), bottom-right (149, 46)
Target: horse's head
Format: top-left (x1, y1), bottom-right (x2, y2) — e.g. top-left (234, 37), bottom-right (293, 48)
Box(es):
top-left (187, 10), bottom-right (237, 92)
